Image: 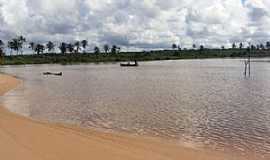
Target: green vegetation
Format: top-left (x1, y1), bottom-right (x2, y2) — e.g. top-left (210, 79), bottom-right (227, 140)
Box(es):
top-left (2, 48), bottom-right (270, 65)
top-left (1, 35), bottom-right (270, 65)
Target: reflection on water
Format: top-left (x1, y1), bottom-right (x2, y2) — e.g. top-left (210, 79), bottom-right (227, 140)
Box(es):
top-left (1, 59), bottom-right (270, 158)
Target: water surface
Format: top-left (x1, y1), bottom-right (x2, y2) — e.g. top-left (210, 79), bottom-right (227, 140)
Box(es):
top-left (1, 59), bottom-right (270, 158)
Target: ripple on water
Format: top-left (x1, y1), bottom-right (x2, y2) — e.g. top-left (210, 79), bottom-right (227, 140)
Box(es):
top-left (1, 59), bottom-right (270, 158)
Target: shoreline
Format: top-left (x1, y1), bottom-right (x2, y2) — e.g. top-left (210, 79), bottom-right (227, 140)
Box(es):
top-left (0, 73), bottom-right (249, 160)
top-left (2, 56), bottom-right (270, 67)
top-left (3, 50), bottom-right (270, 65)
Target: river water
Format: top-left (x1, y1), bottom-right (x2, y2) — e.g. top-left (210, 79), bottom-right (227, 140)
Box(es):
top-left (1, 59), bottom-right (270, 158)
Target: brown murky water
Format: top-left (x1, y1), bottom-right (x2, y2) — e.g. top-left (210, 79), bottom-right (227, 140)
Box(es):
top-left (1, 59), bottom-right (270, 158)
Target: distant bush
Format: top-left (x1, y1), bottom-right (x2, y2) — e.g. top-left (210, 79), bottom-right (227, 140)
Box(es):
top-left (2, 49), bottom-right (270, 65)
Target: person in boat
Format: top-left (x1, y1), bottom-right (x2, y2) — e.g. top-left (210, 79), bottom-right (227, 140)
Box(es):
top-left (43, 72), bottom-right (62, 76)
top-left (120, 60), bottom-right (139, 67)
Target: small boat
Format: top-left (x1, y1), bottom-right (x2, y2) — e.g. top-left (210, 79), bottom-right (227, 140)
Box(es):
top-left (120, 60), bottom-right (139, 67)
top-left (43, 72), bottom-right (63, 76)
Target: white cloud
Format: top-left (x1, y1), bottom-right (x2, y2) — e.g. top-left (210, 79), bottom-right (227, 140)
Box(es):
top-left (0, 0), bottom-right (269, 50)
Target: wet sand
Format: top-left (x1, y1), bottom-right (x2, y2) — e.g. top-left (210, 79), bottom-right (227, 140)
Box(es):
top-left (0, 73), bottom-right (246, 160)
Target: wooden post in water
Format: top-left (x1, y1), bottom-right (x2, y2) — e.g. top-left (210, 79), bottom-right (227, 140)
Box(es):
top-left (248, 48), bottom-right (251, 76)
top-left (244, 60), bottom-right (248, 76)
top-left (244, 45), bottom-right (251, 77)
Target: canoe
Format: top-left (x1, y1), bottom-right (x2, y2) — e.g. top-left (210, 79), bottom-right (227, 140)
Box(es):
top-left (43, 72), bottom-right (63, 76)
top-left (120, 63), bottom-right (138, 67)
top-left (120, 61), bottom-right (139, 67)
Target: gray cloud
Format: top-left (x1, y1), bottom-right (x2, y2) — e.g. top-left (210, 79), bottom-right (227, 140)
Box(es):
top-left (0, 0), bottom-right (269, 50)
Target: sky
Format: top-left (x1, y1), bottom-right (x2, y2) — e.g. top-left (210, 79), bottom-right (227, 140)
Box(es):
top-left (0, 0), bottom-right (269, 50)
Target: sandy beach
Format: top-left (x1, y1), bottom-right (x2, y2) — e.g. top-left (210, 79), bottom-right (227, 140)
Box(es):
top-left (0, 73), bottom-right (247, 160)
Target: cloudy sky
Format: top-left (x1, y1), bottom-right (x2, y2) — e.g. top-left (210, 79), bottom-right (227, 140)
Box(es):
top-left (0, 0), bottom-right (269, 50)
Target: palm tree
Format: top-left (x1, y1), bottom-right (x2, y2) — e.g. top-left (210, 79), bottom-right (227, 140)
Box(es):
top-left (18, 36), bottom-right (26, 41)
top-left (8, 39), bottom-right (19, 55)
top-left (74, 41), bottom-right (80, 53)
top-left (117, 46), bottom-right (121, 53)
top-left (232, 43), bottom-right (236, 49)
top-left (0, 40), bottom-right (4, 51)
top-left (104, 44), bottom-right (110, 54)
top-left (0, 40), bottom-right (4, 48)
top-left (172, 44), bottom-right (177, 50)
top-left (59, 42), bottom-right (67, 54)
top-left (81, 40), bottom-right (88, 53)
top-left (0, 40), bottom-right (4, 58)
top-left (199, 45), bottom-right (204, 54)
top-left (35, 44), bottom-right (45, 55)
top-left (192, 44), bottom-right (196, 50)
top-left (221, 46), bottom-right (225, 50)
top-left (266, 41), bottom-right (270, 50)
top-left (18, 36), bottom-right (26, 54)
top-left (200, 45), bottom-right (204, 50)
top-left (94, 46), bottom-right (100, 54)
top-left (177, 45), bottom-right (181, 51)
top-left (239, 42), bottom-right (243, 50)
top-left (7, 41), bottom-right (14, 55)
top-left (67, 43), bottom-right (74, 53)
top-left (251, 44), bottom-right (256, 50)
top-left (46, 41), bottom-right (55, 53)
top-left (8, 36), bottom-right (26, 55)
top-left (29, 42), bottom-right (35, 54)
top-left (260, 43), bottom-right (265, 50)
top-left (111, 45), bottom-right (120, 54)
top-left (256, 44), bottom-right (260, 50)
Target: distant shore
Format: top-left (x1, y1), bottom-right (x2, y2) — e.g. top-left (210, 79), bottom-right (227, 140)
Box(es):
top-left (0, 73), bottom-right (256, 160)
top-left (2, 49), bottom-right (270, 65)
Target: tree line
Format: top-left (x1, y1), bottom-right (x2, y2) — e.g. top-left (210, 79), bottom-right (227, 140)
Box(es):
top-left (0, 36), bottom-right (121, 56)
top-left (1, 35), bottom-right (270, 58)
top-left (171, 42), bottom-right (270, 51)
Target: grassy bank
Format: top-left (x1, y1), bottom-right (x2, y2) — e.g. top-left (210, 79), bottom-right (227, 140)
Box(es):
top-left (2, 49), bottom-right (270, 65)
